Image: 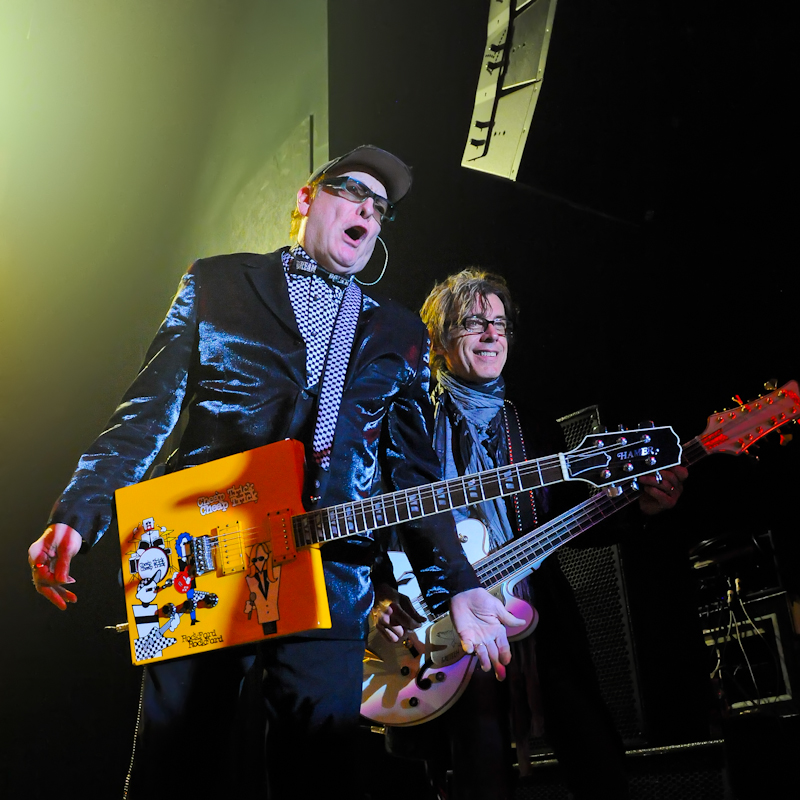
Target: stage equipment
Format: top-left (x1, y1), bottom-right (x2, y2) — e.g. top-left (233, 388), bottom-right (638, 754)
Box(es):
top-left (694, 532), bottom-right (798, 717)
top-left (462, 0), bottom-right (558, 181)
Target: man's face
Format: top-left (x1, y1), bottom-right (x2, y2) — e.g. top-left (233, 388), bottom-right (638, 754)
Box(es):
top-left (297, 169), bottom-right (386, 275)
top-left (251, 544), bottom-right (269, 573)
top-left (439, 293), bottom-right (509, 384)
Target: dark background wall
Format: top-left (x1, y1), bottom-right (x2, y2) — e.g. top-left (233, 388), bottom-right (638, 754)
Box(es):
top-left (328, 0), bottom-right (798, 746)
top-left (1, 1), bottom-right (797, 797)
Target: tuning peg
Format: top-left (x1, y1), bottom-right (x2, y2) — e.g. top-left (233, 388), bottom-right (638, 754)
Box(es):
top-left (638, 420), bottom-right (655, 428)
top-left (764, 379), bottom-right (778, 391)
top-left (732, 394), bottom-right (744, 407)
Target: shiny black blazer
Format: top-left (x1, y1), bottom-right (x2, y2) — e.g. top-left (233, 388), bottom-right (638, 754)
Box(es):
top-left (50, 250), bottom-right (478, 638)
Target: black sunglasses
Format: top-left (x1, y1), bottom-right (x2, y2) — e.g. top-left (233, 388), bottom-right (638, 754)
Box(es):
top-left (318, 176), bottom-right (396, 223)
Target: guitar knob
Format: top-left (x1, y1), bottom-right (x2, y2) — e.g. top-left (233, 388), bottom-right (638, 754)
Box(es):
top-left (417, 678), bottom-right (432, 691)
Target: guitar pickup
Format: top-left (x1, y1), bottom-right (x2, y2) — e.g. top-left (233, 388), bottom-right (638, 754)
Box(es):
top-left (265, 509), bottom-right (296, 565)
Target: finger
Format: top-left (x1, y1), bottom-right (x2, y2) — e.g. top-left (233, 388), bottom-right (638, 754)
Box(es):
top-left (480, 639), bottom-right (508, 681)
top-left (665, 465), bottom-right (689, 483)
top-left (398, 596), bottom-right (426, 624)
top-left (52, 536), bottom-right (79, 585)
top-left (385, 623), bottom-right (405, 642)
top-left (377, 626), bottom-right (400, 644)
top-left (391, 607), bottom-right (421, 631)
top-left (472, 641), bottom-right (492, 673)
top-left (31, 561), bottom-right (78, 608)
top-left (36, 582), bottom-right (76, 610)
top-left (497, 607), bottom-right (527, 628)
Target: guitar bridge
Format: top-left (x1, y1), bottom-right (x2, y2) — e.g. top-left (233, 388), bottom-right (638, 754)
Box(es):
top-left (214, 523), bottom-right (246, 575)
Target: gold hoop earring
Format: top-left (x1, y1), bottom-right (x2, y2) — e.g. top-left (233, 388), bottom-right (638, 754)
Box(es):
top-left (355, 236), bottom-right (388, 286)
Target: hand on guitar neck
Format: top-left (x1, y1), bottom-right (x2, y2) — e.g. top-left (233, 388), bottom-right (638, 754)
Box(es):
top-left (636, 465), bottom-right (688, 515)
top-left (28, 523), bottom-right (83, 610)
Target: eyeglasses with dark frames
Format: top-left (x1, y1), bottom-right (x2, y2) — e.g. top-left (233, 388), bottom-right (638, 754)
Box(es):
top-left (318, 176), bottom-right (396, 223)
top-left (459, 315), bottom-right (512, 336)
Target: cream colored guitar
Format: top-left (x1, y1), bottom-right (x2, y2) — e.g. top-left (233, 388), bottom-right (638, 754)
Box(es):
top-left (361, 381), bottom-right (799, 727)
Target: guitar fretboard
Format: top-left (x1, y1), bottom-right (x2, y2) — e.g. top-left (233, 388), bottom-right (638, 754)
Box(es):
top-left (291, 428), bottom-right (678, 548)
top-left (292, 455), bottom-right (567, 547)
top-left (476, 433), bottom-right (713, 595)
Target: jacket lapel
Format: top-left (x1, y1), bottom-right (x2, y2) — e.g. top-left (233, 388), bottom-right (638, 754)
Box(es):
top-left (243, 251), bottom-right (301, 337)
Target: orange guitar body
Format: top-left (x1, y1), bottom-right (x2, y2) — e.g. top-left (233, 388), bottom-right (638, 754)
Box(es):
top-left (115, 439), bottom-right (331, 665)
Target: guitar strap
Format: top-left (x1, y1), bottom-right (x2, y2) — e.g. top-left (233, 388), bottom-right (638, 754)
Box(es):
top-left (502, 400), bottom-right (538, 535)
top-left (311, 279), bottom-right (363, 471)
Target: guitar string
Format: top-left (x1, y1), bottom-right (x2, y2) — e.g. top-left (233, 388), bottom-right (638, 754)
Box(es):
top-left (476, 435), bottom-right (708, 586)
top-left (194, 434), bottom-right (679, 556)
top-left (374, 401), bottom-right (798, 629)
top-left (405, 435), bottom-right (708, 623)
top-left (154, 397), bottom-right (796, 560)
top-left (293, 434), bottom-right (674, 545)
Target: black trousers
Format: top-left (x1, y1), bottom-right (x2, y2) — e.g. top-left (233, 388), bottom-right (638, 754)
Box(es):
top-left (126, 637), bottom-right (366, 799)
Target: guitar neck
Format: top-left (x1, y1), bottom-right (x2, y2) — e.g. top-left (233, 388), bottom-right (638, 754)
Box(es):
top-left (475, 433), bottom-right (710, 596)
top-left (475, 491), bottom-right (634, 591)
top-left (406, 382), bottom-right (798, 622)
top-left (292, 452), bottom-right (570, 548)
top-left (292, 425), bottom-right (679, 548)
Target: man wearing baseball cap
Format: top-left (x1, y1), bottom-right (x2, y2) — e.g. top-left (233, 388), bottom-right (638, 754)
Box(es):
top-left (28, 145), bottom-right (522, 798)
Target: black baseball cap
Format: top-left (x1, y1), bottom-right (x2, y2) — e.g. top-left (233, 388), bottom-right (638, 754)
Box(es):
top-left (308, 144), bottom-right (412, 203)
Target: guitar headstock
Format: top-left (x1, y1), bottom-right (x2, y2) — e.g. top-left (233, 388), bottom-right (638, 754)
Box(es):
top-left (567, 425), bottom-right (682, 488)
top-left (699, 380), bottom-right (799, 455)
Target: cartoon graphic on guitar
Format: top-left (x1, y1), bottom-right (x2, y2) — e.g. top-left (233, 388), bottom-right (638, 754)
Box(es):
top-left (360, 380), bottom-right (800, 727)
top-left (116, 426), bottom-right (681, 665)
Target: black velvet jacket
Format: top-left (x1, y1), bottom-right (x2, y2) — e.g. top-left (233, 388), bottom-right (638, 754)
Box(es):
top-left (49, 250), bottom-right (479, 639)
